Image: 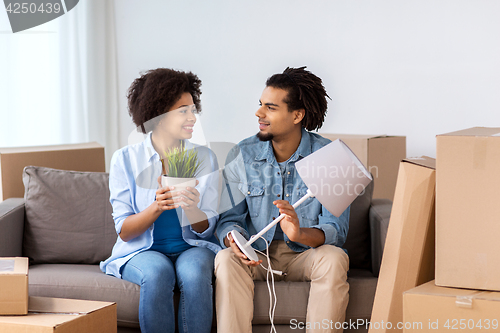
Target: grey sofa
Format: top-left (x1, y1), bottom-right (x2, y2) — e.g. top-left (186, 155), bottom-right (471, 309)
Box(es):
top-left (0, 166), bottom-right (391, 333)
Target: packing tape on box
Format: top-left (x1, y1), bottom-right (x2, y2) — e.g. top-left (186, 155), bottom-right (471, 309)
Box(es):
top-left (0, 260), bottom-right (15, 272)
top-left (455, 296), bottom-right (473, 309)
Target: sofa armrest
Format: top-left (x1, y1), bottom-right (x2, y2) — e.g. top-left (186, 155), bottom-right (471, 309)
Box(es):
top-left (0, 198), bottom-right (25, 257)
top-left (369, 198), bottom-right (392, 277)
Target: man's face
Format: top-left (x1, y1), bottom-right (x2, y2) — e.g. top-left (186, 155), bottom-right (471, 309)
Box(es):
top-left (255, 86), bottom-right (301, 141)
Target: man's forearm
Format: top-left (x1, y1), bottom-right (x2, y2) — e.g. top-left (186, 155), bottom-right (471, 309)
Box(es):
top-left (293, 227), bottom-right (325, 248)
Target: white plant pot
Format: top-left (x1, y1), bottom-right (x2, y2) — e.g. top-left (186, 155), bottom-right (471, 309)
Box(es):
top-left (161, 176), bottom-right (196, 206)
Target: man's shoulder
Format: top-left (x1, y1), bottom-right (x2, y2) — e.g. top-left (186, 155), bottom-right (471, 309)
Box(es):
top-left (222, 135), bottom-right (261, 166)
top-left (238, 134), bottom-right (261, 148)
top-left (307, 131), bottom-right (332, 152)
top-left (234, 135), bottom-right (263, 158)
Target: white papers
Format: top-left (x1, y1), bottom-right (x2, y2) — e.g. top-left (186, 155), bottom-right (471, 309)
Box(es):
top-left (0, 260), bottom-right (15, 272)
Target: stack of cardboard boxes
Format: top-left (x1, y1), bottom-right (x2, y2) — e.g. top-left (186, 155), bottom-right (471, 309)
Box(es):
top-left (403, 127), bottom-right (500, 332)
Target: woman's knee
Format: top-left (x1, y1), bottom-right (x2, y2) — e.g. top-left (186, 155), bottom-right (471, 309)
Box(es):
top-left (129, 252), bottom-right (175, 287)
top-left (176, 247), bottom-right (214, 283)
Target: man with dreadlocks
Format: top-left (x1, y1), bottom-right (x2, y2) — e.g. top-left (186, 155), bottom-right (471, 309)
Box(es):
top-left (215, 67), bottom-right (350, 333)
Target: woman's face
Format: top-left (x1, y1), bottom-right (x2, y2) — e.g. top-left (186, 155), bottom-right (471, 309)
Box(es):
top-left (156, 92), bottom-right (197, 141)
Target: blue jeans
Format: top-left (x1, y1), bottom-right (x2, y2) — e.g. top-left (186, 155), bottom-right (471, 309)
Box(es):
top-left (121, 247), bottom-right (215, 333)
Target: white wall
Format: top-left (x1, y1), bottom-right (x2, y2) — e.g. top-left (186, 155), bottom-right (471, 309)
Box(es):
top-left (114, 0), bottom-right (500, 158)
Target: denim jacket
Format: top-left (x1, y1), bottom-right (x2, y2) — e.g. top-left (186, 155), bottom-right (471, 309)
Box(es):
top-left (216, 128), bottom-right (350, 252)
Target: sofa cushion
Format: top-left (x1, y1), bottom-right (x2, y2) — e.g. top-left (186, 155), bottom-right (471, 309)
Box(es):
top-left (22, 166), bottom-right (117, 264)
top-left (343, 179), bottom-right (374, 270)
top-left (252, 269), bottom-right (377, 325)
top-left (28, 264), bottom-right (140, 328)
top-left (253, 281), bottom-right (309, 325)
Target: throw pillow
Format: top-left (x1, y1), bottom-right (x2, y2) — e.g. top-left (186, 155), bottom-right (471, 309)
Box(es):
top-left (22, 166), bottom-right (116, 264)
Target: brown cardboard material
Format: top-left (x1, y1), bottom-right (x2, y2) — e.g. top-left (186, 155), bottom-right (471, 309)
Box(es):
top-left (0, 142), bottom-right (105, 201)
top-left (319, 134), bottom-right (406, 200)
top-left (0, 297), bottom-right (117, 332)
top-left (403, 281), bottom-right (500, 332)
top-left (368, 157), bottom-right (436, 333)
top-left (0, 257), bottom-right (28, 315)
top-left (436, 127), bottom-right (500, 291)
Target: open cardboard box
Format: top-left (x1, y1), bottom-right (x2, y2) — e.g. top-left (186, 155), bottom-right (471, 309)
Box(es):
top-left (0, 257), bottom-right (29, 315)
top-left (0, 297), bottom-right (117, 332)
top-left (404, 281), bottom-right (500, 332)
top-left (0, 142), bottom-right (105, 201)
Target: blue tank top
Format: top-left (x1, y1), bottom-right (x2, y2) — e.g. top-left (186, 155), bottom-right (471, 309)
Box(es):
top-left (150, 209), bottom-right (192, 254)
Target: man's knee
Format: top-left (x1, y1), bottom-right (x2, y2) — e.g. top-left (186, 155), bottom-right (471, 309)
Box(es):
top-left (215, 248), bottom-right (235, 265)
top-left (312, 245), bottom-right (349, 275)
top-left (214, 248), bottom-right (238, 276)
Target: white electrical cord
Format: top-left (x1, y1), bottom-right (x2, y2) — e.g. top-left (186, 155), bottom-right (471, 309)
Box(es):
top-left (255, 237), bottom-right (285, 333)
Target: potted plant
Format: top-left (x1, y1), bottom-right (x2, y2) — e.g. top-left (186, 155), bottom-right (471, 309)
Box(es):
top-left (161, 147), bottom-right (203, 206)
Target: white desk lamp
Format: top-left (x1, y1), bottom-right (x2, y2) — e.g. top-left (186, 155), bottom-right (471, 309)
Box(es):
top-left (231, 139), bottom-right (373, 262)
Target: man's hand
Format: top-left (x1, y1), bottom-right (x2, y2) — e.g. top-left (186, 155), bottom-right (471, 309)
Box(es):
top-left (274, 200), bottom-right (301, 242)
top-left (274, 199), bottom-right (326, 247)
top-left (226, 232), bottom-right (262, 267)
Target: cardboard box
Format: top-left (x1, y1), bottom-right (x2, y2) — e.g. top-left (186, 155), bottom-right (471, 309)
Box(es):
top-left (0, 257), bottom-right (28, 315)
top-left (319, 134), bottom-right (406, 200)
top-left (0, 297), bottom-right (117, 332)
top-left (436, 127), bottom-right (500, 291)
top-left (403, 281), bottom-right (500, 332)
top-left (369, 157), bottom-right (436, 333)
top-left (0, 142), bottom-right (105, 201)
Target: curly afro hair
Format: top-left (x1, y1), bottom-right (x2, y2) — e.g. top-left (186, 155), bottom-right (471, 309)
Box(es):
top-left (127, 68), bottom-right (202, 133)
top-left (265, 66), bottom-right (330, 131)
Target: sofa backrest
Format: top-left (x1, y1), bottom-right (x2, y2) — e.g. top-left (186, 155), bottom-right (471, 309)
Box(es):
top-left (22, 166), bottom-right (116, 265)
top-left (343, 179), bottom-right (374, 270)
top-left (21, 164), bottom-right (374, 270)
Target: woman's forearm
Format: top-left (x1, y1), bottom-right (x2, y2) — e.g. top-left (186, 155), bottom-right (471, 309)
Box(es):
top-left (119, 201), bottom-right (209, 241)
top-left (119, 202), bottom-right (162, 242)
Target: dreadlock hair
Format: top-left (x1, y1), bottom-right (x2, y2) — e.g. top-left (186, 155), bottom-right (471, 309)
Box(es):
top-left (127, 68), bottom-right (202, 134)
top-left (265, 66), bottom-right (330, 131)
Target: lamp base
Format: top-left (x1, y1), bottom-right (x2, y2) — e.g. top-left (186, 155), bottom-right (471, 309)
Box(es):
top-left (230, 230), bottom-right (260, 262)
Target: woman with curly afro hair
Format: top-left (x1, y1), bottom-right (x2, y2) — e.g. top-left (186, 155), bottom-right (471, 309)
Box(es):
top-left (101, 68), bottom-right (220, 333)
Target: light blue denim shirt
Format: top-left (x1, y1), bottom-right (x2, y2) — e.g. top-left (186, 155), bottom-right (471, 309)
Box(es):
top-left (216, 128), bottom-right (350, 252)
top-left (100, 133), bottom-right (221, 278)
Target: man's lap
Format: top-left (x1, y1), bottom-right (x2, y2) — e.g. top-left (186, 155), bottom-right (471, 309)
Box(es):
top-left (215, 241), bottom-right (348, 283)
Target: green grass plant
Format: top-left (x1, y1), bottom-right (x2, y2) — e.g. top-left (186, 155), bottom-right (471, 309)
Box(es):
top-left (161, 147), bottom-right (203, 178)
